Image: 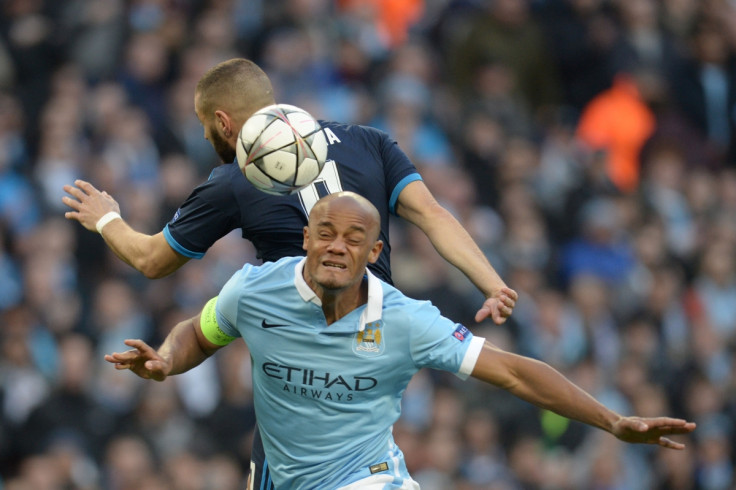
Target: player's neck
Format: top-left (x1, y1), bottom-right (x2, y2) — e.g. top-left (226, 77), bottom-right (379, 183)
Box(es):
top-left (320, 278), bottom-right (368, 325)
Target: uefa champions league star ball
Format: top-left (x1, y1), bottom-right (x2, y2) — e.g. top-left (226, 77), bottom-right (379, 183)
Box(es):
top-left (236, 104), bottom-right (328, 195)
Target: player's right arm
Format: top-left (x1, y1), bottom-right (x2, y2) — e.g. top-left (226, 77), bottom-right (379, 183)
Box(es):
top-left (104, 297), bottom-right (234, 381)
top-left (63, 180), bottom-right (190, 278)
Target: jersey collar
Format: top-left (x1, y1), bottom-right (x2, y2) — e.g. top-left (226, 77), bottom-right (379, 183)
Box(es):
top-left (294, 257), bottom-right (383, 332)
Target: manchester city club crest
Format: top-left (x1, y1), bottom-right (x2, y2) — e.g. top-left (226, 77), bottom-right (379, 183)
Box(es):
top-left (353, 322), bottom-right (385, 357)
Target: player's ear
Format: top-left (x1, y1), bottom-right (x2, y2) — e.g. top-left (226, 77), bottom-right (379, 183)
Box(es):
top-left (214, 110), bottom-right (233, 138)
top-left (367, 240), bottom-right (383, 264)
top-left (302, 226), bottom-right (310, 251)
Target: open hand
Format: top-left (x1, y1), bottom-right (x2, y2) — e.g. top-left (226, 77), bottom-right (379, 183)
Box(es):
top-left (104, 339), bottom-right (171, 382)
top-left (63, 179), bottom-right (120, 232)
top-left (611, 416), bottom-right (696, 449)
top-left (475, 286), bottom-right (518, 325)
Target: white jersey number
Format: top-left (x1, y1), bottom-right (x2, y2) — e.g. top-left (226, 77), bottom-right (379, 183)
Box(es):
top-left (297, 159), bottom-right (344, 216)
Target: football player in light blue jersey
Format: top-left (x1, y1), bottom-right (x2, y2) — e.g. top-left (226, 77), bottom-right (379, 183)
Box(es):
top-left (105, 192), bottom-right (696, 490)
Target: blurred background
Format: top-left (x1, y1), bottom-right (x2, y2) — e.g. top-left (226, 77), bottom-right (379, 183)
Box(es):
top-left (1, 0), bottom-right (735, 488)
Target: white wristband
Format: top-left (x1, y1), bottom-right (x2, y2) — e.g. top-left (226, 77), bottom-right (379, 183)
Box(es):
top-left (96, 211), bottom-right (122, 234)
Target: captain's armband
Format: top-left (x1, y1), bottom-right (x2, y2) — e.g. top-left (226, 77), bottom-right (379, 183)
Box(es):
top-left (200, 296), bottom-right (236, 346)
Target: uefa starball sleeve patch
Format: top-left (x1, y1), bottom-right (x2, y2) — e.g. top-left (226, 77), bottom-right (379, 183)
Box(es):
top-left (452, 324), bottom-right (470, 341)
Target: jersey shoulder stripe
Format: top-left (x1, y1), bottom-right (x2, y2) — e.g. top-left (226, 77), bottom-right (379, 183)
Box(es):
top-left (163, 224), bottom-right (205, 258)
top-left (389, 173), bottom-right (422, 215)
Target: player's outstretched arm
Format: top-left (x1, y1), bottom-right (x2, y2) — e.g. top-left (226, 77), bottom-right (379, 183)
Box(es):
top-left (104, 313), bottom-right (223, 381)
top-left (395, 180), bottom-right (518, 324)
top-left (63, 179), bottom-right (190, 278)
top-left (470, 341), bottom-right (696, 448)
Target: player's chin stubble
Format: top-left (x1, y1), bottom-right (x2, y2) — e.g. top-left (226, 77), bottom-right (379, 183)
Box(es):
top-left (211, 130), bottom-right (236, 163)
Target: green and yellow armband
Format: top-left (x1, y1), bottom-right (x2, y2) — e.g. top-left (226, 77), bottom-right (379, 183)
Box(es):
top-left (200, 296), bottom-right (236, 346)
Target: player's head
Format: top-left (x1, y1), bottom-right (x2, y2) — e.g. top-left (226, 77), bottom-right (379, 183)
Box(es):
top-left (303, 192), bottom-right (383, 293)
top-left (194, 58), bottom-right (276, 163)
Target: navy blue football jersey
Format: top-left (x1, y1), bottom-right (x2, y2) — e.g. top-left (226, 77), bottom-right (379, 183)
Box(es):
top-left (163, 120), bottom-right (422, 283)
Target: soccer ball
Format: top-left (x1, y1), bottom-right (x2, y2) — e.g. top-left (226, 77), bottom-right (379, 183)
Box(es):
top-left (236, 104), bottom-right (328, 195)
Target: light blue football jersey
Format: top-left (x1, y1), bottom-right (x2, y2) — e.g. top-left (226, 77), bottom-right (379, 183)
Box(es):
top-left (215, 256), bottom-right (485, 490)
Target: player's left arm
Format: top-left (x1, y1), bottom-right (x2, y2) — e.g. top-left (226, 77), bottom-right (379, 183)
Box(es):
top-left (471, 341), bottom-right (696, 448)
top-left (395, 180), bottom-right (517, 324)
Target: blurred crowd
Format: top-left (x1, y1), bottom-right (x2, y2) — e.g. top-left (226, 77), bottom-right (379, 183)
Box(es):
top-left (1, 0), bottom-right (736, 488)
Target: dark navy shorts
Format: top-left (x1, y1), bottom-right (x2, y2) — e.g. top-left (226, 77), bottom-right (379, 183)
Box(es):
top-left (248, 425), bottom-right (275, 490)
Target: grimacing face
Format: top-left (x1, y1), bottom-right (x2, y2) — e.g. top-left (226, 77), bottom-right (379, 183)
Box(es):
top-left (194, 92), bottom-right (236, 164)
top-left (303, 198), bottom-right (383, 293)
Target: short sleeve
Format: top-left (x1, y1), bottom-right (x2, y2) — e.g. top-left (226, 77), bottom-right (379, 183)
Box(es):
top-left (215, 266), bottom-right (249, 338)
top-left (164, 167), bottom-right (240, 258)
top-left (407, 302), bottom-right (482, 379)
top-left (375, 131), bottom-right (422, 215)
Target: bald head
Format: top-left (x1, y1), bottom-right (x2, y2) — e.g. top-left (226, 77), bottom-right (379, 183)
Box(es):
top-left (303, 192), bottom-right (384, 298)
top-left (309, 192), bottom-right (381, 241)
top-left (195, 58), bottom-right (275, 123)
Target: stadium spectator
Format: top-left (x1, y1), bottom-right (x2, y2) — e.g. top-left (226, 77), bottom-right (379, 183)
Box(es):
top-left (576, 68), bottom-right (657, 192)
top-left (672, 18), bottom-right (736, 166)
top-left (446, 0), bottom-right (561, 112)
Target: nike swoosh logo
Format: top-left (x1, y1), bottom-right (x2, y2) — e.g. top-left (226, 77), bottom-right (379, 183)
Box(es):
top-left (261, 319), bottom-right (289, 329)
